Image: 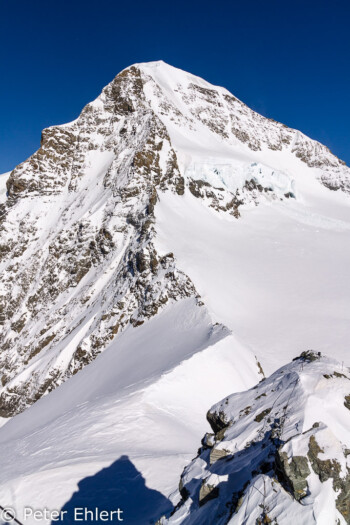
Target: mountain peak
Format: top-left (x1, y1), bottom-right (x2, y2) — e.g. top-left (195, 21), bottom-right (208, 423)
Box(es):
top-left (132, 59), bottom-right (169, 69)
top-left (1, 61), bottom-right (350, 416)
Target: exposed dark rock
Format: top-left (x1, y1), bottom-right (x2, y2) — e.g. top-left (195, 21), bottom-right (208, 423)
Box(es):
top-left (209, 447), bottom-right (230, 465)
top-left (293, 350), bottom-right (321, 363)
top-left (199, 479), bottom-right (219, 506)
top-left (275, 451), bottom-right (310, 500)
top-left (308, 434), bottom-right (350, 523)
top-left (254, 408), bottom-right (272, 423)
top-left (345, 395), bottom-right (350, 411)
top-left (207, 409), bottom-right (230, 434)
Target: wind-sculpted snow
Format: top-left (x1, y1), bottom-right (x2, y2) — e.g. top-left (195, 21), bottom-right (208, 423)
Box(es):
top-left (0, 60), bottom-right (350, 418)
top-left (159, 352), bottom-right (350, 524)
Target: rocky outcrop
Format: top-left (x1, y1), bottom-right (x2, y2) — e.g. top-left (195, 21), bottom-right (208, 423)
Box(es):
top-left (158, 352), bottom-right (350, 524)
top-left (276, 451), bottom-right (310, 500)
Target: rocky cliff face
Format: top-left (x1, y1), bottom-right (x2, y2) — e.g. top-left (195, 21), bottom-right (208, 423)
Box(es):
top-left (1, 61), bottom-right (350, 417)
top-left (0, 66), bottom-right (198, 416)
top-left (158, 352), bottom-right (350, 525)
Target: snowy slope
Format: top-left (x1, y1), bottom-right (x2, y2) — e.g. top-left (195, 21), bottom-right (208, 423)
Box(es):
top-left (0, 300), bottom-right (259, 525)
top-left (159, 351), bottom-right (350, 525)
top-left (155, 188), bottom-right (350, 376)
top-left (0, 171), bottom-right (10, 204)
top-left (0, 61), bottom-right (349, 524)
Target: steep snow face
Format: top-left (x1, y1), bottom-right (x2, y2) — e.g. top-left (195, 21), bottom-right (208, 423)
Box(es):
top-left (160, 352), bottom-right (350, 525)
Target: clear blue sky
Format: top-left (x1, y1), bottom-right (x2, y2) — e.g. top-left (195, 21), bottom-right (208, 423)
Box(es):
top-left (1, 0), bottom-right (349, 173)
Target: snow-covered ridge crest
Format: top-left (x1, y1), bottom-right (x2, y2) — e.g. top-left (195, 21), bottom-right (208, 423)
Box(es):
top-left (159, 351), bottom-right (350, 525)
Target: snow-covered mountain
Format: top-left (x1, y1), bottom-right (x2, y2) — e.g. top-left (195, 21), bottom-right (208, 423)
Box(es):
top-left (159, 351), bottom-right (350, 525)
top-left (1, 61), bottom-right (350, 417)
top-left (0, 61), bottom-right (350, 524)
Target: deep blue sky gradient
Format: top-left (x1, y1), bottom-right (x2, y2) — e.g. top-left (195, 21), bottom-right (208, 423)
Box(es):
top-left (1, 0), bottom-right (349, 173)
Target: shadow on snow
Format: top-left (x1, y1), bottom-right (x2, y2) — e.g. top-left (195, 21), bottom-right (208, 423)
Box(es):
top-left (54, 455), bottom-right (172, 525)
